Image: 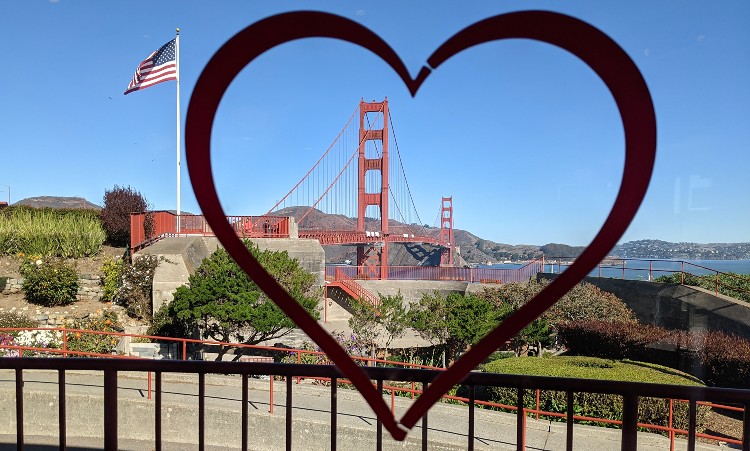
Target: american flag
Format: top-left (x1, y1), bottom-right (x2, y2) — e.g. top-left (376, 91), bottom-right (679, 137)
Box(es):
top-left (124, 39), bottom-right (177, 95)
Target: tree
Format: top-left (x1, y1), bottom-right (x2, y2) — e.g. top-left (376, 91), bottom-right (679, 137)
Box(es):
top-left (348, 298), bottom-right (381, 359)
top-left (409, 292), bottom-right (509, 367)
top-left (100, 185), bottom-right (152, 247)
top-left (347, 292), bottom-right (409, 360)
top-left (379, 293), bottom-right (408, 359)
top-left (166, 241), bottom-right (320, 359)
top-left (477, 279), bottom-right (636, 356)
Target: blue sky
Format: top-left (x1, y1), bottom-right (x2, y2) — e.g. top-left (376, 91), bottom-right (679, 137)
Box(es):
top-left (1, 1), bottom-right (748, 246)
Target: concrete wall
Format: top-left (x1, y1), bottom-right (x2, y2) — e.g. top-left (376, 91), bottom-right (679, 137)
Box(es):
top-left (538, 273), bottom-right (750, 340)
top-left (138, 237), bottom-right (325, 313)
top-left (356, 280), bottom-right (468, 305)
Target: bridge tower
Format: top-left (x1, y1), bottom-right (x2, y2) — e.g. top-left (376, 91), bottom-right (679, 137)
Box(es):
top-left (357, 99), bottom-right (389, 279)
top-left (440, 197), bottom-right (454, 266)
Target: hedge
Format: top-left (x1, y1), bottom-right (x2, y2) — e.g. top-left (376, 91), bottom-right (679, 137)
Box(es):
top-left (557, 320), bottom-right (750, 388)
top-left (475, 356), bottom-right (710, 434)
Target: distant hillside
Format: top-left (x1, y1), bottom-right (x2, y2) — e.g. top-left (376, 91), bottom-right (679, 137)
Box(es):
top-left (611, 239), bottom-right (750, 260)
top-left (14, 196), bottom-right (101, 210)
top-left (271, 207), bottom-right (750, 264)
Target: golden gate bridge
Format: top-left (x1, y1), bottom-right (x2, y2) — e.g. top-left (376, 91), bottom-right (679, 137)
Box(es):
top-left (258, 98), bottom-right (454, 279)
top-left (129, 99), bottom-right (543, 287)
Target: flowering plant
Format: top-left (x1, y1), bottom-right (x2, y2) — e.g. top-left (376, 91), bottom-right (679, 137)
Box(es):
top-left (0, 333), bottom-right (20, 357)
top-left (3, 329), bottom-right (62, 357)
top-left (65, 309), bottom-right (123, 356)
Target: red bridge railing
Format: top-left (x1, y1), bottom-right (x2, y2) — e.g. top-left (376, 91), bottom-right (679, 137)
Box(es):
top-left (130, 211), bottom-right (290, 252)
top-left (326, 260), bottom-right (543, 283)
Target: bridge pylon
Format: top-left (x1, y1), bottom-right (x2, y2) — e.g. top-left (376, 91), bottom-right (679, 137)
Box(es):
top-left (440, 197), bottom-right (454, 266)
top-left (357, 99), bottom-right (389, 279)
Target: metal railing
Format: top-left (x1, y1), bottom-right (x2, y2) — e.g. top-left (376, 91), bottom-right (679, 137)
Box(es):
top-left (2, 326), bottom-right (749, 449)
top-left (1, 357), bottom-right (749, 450)
top-left (544, 257), bottom-right (750, 299)
top-left (326, 260), bottom-right (543, 283)
top-left (130, 211), bottom-right (291, 252)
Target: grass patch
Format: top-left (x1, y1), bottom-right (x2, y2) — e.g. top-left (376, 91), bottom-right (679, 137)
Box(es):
top-left (0, 206), bottom-right (105, 258)
top-left (485, 356), bottom-right (704, 386)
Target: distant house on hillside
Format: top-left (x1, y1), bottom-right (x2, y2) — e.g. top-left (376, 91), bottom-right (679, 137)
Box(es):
top-left (0, 201), bottom-right (7, 209)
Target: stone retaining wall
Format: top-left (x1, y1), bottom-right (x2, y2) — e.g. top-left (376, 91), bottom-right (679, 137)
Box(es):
top-left (0, 275), bottom-right (103, 302)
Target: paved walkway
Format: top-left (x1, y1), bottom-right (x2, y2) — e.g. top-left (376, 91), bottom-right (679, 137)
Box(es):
top-left (0, 369), bottom-right (728, 450)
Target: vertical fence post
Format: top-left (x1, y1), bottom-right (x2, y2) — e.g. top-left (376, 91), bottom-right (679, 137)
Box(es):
top-left (535, 389), bottom-right (540, 420)
top-left (681, 261), bottom-right (685, 285)
top-left (286, 376), bottom-right (293, 451)
top-left (688, 400), bottom-right (697, 451)
top-left (742, 402), bottom-right (749, 451)
top-left (376, 379), bottom-right (383, 451)
top-left (182, 339), bottom-right (187, 360)
top-left (715, 273), bottom-right (719, 296)
top-left (269, 375), bottom-right (274, 414)
top-left (566, 391), bottom-right (573, 451)
top-left (468, 385), bottom-right (475, 451)
top-left (103, 370), bottom-right (118, 451)
top-left (517, 388), bottom-right (525, 451)
top-left (16, 368), bottom-right (23, 449)
top-left (621, 394), bottom-right (638, 451)
top-left (669, 398), bottom-right (675, 451)
top-left (331, 377), bottom-right (337, 451)
top-left (62, 328), bottom-right (67, 358)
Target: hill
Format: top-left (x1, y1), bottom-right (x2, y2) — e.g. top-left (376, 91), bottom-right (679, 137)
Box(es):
top-left (271, 207), bottom-right (750, 264)
top-left (14, 196), bottom-right (101, 210)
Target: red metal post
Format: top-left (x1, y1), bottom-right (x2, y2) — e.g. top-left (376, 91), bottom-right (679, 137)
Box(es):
top-left (681, 261), bottom-right (685, 285)
top-left (716, 273), bottom-right (719, 295)
top-left (147, 371), bottom-right (152, 400)
top-left (669, 399), bottom-right (675, 451)
top-left (269, 376), bottom-right (274, 414)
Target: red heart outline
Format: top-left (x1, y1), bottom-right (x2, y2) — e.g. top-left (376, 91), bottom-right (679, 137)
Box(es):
top-left (185, 10), bottom-right (656, 440)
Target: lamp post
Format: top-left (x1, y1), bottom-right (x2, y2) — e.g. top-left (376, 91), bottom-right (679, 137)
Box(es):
top-left (0, 184), bottom-right (9, 204)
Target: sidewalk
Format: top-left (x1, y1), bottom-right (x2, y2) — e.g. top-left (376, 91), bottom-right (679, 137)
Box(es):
top-left (0, 369), bottom-right (727, 450)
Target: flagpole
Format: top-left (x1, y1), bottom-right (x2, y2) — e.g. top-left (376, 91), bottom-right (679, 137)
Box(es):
top-left (175, 28), bottom-right (181, 234)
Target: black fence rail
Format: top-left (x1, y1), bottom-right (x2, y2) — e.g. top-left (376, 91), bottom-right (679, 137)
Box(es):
top-left (1, 357), bottom-right (749, 451)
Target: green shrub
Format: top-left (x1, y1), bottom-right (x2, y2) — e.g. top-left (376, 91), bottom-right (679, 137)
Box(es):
top-left (117, 254), bottom-right (158, 319)
top-left (21, 259), bottom-right (79, 306)
top-left (65, 309), bottom-right (123, 356)
top-left (478, 357), bottom-right (709, 434)
top-left (148, 302), bottom-right (193, 338)
top-left (100, 256), bottom-right (124, 303)
top-left (0, 276), bottom-right (7, 292)
top-left (478, 279), bottom-right (637, 325)
top-left (0, 206), bottom-right (105, 258)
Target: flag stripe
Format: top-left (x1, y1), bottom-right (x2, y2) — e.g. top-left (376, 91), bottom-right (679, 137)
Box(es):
top-left (124, 39), bottom-right (177, 95)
